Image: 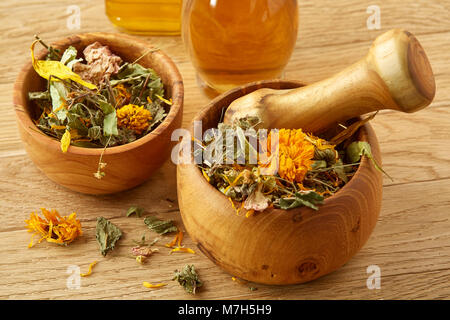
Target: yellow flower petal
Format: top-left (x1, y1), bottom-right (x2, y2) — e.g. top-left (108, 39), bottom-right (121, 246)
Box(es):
top-left (81, 261), bottom-right (98, 277)
top-left (155, 94), bottom-right (172, 106)
top-left (142, 282), bottom-right (167, 289)
top-left (169, 247), bottom-right (195, 254)
top-left (30, 40), bottom-right (97, 90)
top-left (60, 129), bottom-right (71, 153)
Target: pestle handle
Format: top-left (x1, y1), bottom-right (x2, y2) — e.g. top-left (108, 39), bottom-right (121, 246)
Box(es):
top-left (223, 29), bottom-right (435, 132)
top-left (366, 29), bottom-right (435, 112)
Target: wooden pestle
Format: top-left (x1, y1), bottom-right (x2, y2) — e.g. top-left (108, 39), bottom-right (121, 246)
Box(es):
top-left (223, 29), bottom-right (435, 132)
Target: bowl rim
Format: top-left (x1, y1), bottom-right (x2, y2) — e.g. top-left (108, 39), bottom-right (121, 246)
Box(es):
top-left (13, 32), bottom-right (183, 156)
top-left (184, 79), bottom-right (380, 212)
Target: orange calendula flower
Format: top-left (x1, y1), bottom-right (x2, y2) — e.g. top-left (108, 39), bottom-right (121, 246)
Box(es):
top-left (114, 84), bottom-right (131, 106)
top-left (116, 104), bottom-right (152, 134)
top-left (165, 230), bottom-right (183, 248)
top-left (25, 208), bottom-right (82, 247)
top-left (266, 129), bottom-right (317, 183)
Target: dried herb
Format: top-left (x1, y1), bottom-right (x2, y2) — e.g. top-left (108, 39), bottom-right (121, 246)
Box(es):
top-left (126, 206), bottom-right (145, 217)
top-left (173, 264), bottom-right (203, 294)
top-left (198, 113), bottom-right (387, 213)
top-left (28, 36), bottom-right (169, 155)
top-left (144, 216), bottom-right (178, 235)
top-left (95, 217), bottom-right (122, 256)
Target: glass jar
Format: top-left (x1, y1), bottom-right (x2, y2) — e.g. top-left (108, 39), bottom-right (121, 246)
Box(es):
top-left (105, 0), bottom-right (182, 35)
top-left (182, 0), bottom-right (298, 93)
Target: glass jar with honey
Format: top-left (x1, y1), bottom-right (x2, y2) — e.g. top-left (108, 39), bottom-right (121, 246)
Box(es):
top-left (182, 0), bottom-right (299, 93)
top-left (105, 0), bottom-right (182, 35)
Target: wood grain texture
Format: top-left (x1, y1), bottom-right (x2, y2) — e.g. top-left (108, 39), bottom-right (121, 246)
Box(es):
top-left (0, 0), bottom-right (449, 299)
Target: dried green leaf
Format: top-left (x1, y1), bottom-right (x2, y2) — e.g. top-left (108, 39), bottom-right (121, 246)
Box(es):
top-left (346, 141), bottom-right (392, 180)
top-left (66, 113), bottom-right (88, 135)
top-left (28, 91), bottom-right (50, 100)
top-left (332, 159), bottom-right (348, 183)
top-left (103, 111), bottom-right (118, 136)
top-left (95, 217), bottom-right (122, 256)
top-left (311, 160), bottom-right (327, 170)
top-left (278, 191), bottom-right (324, 210)
top-left (60, 46), bottom-right (78, 65)
top-left (49, 81), bottom-right (68, 121)
top-left (70, 140), bottom-right (99, 148)
top-left (144, 216), bottom-right (177, 235)
top-left (97, 100), bottom-right (115, 114)
top-left (116, 63), bottom-right (152, 80)
top-left (146, 103), bottom-right (166, 132)
top-left (88, 126), bottom-right (102, 140)
top-left (173, 264), bottom-right (203, 294)
top-left (126, 206), bottom-right (145, 217)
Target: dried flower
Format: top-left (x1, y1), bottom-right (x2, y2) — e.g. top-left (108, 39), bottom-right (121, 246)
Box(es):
top-left (131, 246), bottom-right (158, 257)
top-left (72, 41), bottom-right (122, 85)
top-left (136, 255), bottom-right (147, 264)
top-left (116, 104), bottom-right (152, 134)
top-left (268, 129), bottom-right (316, 183)
top-left (25, 208), bottom-right (82, 247)
top-left (114, 84), bottom-right (131, 106)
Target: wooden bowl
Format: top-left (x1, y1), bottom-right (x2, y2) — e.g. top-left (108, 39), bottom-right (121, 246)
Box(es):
top-left (13, 33), bottom-right (183, 195)
top-left (177, 80), bottom-right (383, 285)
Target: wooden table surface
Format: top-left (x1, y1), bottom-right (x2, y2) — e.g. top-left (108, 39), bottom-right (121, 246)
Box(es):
top-left (1, 0), bottom-right (449, 300)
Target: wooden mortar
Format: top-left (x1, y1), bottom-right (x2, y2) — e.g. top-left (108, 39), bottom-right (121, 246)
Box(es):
top-left (177, 80), bottom-right (382, 284)
top-left (177, 29), bottom-right (435, 284)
